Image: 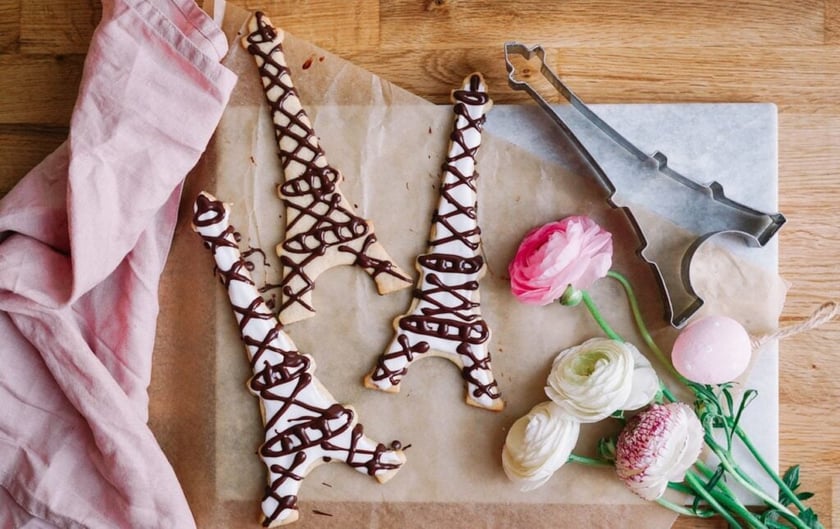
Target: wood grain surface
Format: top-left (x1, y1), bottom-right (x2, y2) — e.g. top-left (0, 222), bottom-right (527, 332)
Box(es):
top-left (1, 1), bottom-right (838, 528)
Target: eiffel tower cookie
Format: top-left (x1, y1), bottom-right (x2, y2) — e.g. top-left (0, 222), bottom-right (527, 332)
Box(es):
top-left (364, 74), bottom-right (504, 411)
top-left (192, 192), bottom-right (405, 527)
top-left (243, 12), bottom-right (412, 324)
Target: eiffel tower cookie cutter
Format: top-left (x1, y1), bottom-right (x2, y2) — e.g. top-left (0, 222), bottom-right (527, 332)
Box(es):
top-left (503, 42), bottom-right (786, 327)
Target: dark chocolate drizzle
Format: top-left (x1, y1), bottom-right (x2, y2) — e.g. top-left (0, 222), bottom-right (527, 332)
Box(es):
top-left (243, 246), bottom-right (270, 268)
top-left (245, 12), bottom-right (409, 318)
top-left (193, 191), bottom-right (402, 527)
top-left (369, 75), bottom-right (502, 405)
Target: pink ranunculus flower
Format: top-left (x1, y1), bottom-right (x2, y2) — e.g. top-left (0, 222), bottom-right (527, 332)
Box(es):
top-left (615, 402), bottom-right (704, 501)
top-left (508, 216), bottom-right (613, 305)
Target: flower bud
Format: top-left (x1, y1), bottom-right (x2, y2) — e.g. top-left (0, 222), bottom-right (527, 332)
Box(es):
top-left (559, 285), bottom-right (583, 307)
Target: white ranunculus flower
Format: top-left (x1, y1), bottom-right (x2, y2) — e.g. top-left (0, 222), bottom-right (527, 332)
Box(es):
top-left (623, 345), bottom-right (660, 411)
top-left (615, 402), bottom-right (704, 500)
top-left (502, 401), bottom-right (580, 492)
top-left (544, 338), bottom-right (636, 422)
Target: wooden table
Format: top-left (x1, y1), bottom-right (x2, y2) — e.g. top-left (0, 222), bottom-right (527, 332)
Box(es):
top-left (1, 1), bottom-right (838, 527)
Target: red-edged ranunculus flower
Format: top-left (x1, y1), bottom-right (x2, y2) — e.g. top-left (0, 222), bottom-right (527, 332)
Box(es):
top-left (615, 402), bottom-right (704, 500)
top-left (509, 216), bottom-right (613, 305)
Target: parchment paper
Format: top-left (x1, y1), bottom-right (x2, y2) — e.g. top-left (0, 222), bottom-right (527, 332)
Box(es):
top-left (149, 4), bottom-right (786, 528)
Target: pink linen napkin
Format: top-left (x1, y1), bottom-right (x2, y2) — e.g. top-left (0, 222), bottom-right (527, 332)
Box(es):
top-left (0, 0), bottom-right (236, 527)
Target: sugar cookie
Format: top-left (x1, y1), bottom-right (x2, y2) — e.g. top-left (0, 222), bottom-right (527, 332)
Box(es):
top-left (192, 192), bottom-right (405, 527)
top-left (242, 12), bottom-right (412, 324)
top-left (364, 74), bottom-right (504, 411)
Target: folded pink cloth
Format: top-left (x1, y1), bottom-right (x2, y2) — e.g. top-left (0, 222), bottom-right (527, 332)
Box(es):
top-left (0, 1), bottom-right (236, 527)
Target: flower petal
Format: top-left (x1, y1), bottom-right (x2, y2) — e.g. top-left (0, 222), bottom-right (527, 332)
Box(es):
top-left (623, 345), bottom-right (660, 411)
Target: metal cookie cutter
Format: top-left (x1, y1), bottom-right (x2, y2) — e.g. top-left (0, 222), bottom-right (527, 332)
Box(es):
top-left (503, 42), bottom-right (786, 327)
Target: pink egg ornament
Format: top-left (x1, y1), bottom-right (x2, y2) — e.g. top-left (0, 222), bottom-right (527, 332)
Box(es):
top-left (671, 315), bottom-right (752, 385)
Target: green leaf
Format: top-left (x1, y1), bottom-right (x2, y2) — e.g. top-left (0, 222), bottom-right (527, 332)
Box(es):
top-left (706, 464), bottom-right (726, 492)
top-left (732, 389), bottom-right (758, 432)
top-left (779, 465), bottom-right (805, 506)
top-left (722, 387), bottom-right (735, 416)
top-left (799, 507), bottom-right (822, 529)
top-left (779, 494), bottom-right (792, 507)
top-left (796, 491), bottom-right (815, 501)
top-left (741, 388), bottom-right (758, 407)
top-left (783, 465), bottom-right (801, 491)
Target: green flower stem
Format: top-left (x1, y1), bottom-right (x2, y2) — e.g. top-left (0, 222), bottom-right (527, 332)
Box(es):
top-left (658, 383), bottom-right (678, 404)
top-left (580, 290), bottom-right (623, 341)
top-left (707, 487), bottom-right (766, 529)
top-left (704, 436), bottom-right (810, 529)
top-left (604, 271), bottom-right (680, 403)
top-left (667, 481), bottom-right (696, 495)
top-left (730, 421), bottom-right (808, 512)
top-left (703, 435), bottom-right (769, 495)
top-left (692, 462), bottom-right (767, 529)
top-left (606, 270), bottom-right (688, 385)
top-left (664, 482), bottom-right (718, 518)
top-left (656, 496), bottom-right (715, 518)
top-left (567, 453), bottom-right (613, 468)
top-left (684, 471), bottom-right (744, 529)
top-left (704, 435), bottom-right (770, 496)
top-left (669, 478), bottom-right (761, 526)
top-left (693, 459), bottom-right (722, 481)
top-left (694, 460), bottom-right (757, 506)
